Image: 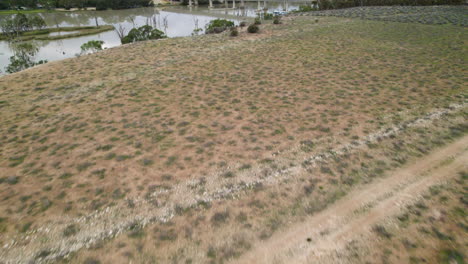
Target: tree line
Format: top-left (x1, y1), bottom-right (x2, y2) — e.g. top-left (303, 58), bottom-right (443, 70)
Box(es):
top-left (0, 13), bottom-right (46, 37)
top-left (0, 0), bottom-right (154, 10)
top-left (312, 0), bottom-right (463, 9)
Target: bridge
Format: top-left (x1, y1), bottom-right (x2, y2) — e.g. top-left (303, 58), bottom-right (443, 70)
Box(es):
top-left (187, 0), bottom-right (303, 10)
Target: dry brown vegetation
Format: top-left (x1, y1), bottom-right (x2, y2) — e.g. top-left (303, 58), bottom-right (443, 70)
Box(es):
top-left (0, 11), bottom-right (466, 263)
top-left (339, 170), bottom-right (468, 264)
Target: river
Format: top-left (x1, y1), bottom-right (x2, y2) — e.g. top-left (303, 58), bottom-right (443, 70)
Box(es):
top-left (0, 2), bottom-right (305, 74)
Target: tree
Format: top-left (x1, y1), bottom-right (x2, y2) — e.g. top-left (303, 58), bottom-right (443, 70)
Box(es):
top-left (6, 43), bottom-right (47, 73)
top-left (0, 14), bottom-right (47, 38)
top-left (38, 0), bottom-right (56, 9)
top-left (121, 25), bottom-right (166, 44)
top-left (80, 40), bottom-right (104, 54)
top-left (30, 14), bottom-right (46, 30)
top-left (115, 24), bottom-right (127, 42)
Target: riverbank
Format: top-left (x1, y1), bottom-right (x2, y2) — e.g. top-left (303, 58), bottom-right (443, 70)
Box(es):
top-left (0, 3), bottom-right (178, 15)
top-left (0, 9), bottom-right (54, 15)
top-left (0, 25), bottom-right (115, 41)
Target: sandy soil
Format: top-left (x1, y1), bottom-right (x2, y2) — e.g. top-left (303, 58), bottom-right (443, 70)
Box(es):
top-left (236, 135), bottom-right (468, 264)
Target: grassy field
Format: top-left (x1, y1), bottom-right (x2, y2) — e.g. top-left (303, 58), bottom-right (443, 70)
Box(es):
top-left (304, 6), bottom-right (468, 26)
top-left (0, 8), bottom-right (466, 263)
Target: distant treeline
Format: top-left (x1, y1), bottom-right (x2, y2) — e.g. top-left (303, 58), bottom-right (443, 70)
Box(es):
top-left (0, 0), bottom-right (153, 10)
top-left (180, 0), bottom-right (222, 5)
top-left (317, 0), bottom-right (464, 9)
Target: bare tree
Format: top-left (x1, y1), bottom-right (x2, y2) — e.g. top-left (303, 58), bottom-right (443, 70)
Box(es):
top-left (162, 15), bottom-right (169, 34)
top-left (53, 14), bottom-right (60, 29)
top-left (129, 16), bottom-right (136, 28)
top-left (115, 24), bottom-right (127, 43)
top-left (147, 14), bottom-right (159, 28)
top-left (192, 16), bottom-right (202, 36)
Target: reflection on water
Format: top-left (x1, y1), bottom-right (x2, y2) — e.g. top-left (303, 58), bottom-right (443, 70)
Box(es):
top-left (48, 31), bottom-right (80, 36)
top-left (0, 3), bottom-right (303, 74)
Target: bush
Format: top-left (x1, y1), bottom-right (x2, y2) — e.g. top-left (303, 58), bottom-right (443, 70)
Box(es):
top-left (83, 258), bottom-right (101, 264)
top-left (63, 224), bottom-right (79, 237)
top-left (273, 16), bottom-right (281, 24)
top-left (121, 25), bottom-right (166, 44)
top-left (254, 17), bottom-right (261, 25)
top-left (263, 13), bottom-right (274, 20)
top-left (372, 225), bottom-right (392, 239)
top-left (211, 211), bottom-right (230, 226)
top-left (247, 24), bottom-right (259, 33)
top-left (239, 21), bottom-right (247, 27)
top-left (205, 19), bottom-right (234, 34)
top-left (299, 5), bottom-right (316, 12)
top-left (80, 40), bottom-right (104, 54)
top-left (230, 27), bottom-right (238, 37)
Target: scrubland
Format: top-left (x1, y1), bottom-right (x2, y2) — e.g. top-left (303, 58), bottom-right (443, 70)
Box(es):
top-left (0, 7), bottom-right (466, 263)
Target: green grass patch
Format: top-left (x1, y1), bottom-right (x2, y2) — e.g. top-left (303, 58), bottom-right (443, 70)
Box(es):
top-left (0, 25), bottom-right (114, 41)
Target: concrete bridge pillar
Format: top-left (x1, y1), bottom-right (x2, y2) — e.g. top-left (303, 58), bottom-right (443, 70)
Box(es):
top-left (232, 0), bottom-right (235, 8)
top-left (240, 0), bottom-right (244, 7)
top-left (209, 0), bottom-right (213, 8)
top-left (189, 0), bottom-right (192, 6)
top-left (257, 0), bottom-right (261, 10)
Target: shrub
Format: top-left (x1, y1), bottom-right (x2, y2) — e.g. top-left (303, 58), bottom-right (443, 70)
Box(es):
top-left (83, 258), bottom-right (101, 264)
top-left (239, 21), bottom-right (247, 27)
top-left (80, 40), bottom-right (105, 54)
top-left (121, 25), bottom-right (166, 44)
top-left (63, 224), bottom-right (79, 237)
top-left (230, 27), bottom-right (239, 37)
top-left (439, 249), bottom-right (464, 264)
top-left (247, 24), bottom-right (259, 33)
top-left (205, 19), bottom-right (234, 34)
top-left (222, 171), bottom-right (235, 178)
top-left (299, 5), bottom-right (316, 12)
top-left (263, 13), bottom-right (274, 20)
top-left (5, 176), bottom-right (19, 185)
top-left (273, 16), bottom-right (282, 24)
top-left (211, 211), bottom-right (230, 226)
top-left (157, 229), bottom-right (178, 241)
top-left (254, 17), bottom-right (261, 25)
top-left (373, 225), bottom-right (392, 239)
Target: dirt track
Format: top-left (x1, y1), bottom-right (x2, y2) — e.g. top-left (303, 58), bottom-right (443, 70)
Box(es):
top-left (236, 135), bottom-right (468, 264)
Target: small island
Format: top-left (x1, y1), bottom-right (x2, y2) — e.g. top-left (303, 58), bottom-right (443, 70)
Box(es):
top-left (0, 25), bottom-right (115, 41)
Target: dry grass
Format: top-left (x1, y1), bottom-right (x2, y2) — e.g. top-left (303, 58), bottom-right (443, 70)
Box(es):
top-left (339, 170), bottom-right (467, 264)
top-left (0, 11), bottom-right (466, 263)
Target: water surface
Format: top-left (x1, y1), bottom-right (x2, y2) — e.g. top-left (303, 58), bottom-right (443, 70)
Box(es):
top-left (0, 2), bottom-right (304, 74)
